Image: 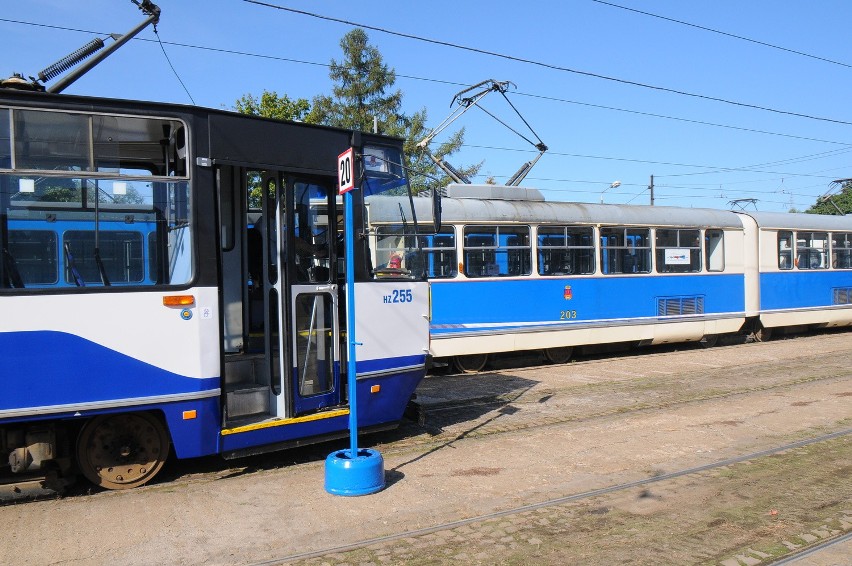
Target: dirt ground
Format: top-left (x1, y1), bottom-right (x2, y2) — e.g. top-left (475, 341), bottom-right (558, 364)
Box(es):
top-left (1, 331), bottom-right (850, 565)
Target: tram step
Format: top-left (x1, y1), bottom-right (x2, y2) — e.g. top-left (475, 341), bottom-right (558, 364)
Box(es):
top-left (224, 356), bottom-right (269, 388)
top-left (226, 386), bottom-right (270, 419)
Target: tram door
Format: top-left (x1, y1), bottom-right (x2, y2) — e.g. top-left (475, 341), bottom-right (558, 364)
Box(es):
top-left (288, 178), bottom-right (340, 414)
top-left (260, 173), bottom-right (341, 418)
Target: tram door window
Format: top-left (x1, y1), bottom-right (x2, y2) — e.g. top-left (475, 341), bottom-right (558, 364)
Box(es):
top-left (600, 227), bottom-right (651, 274)
top-left (655, 228), bottom-right (701, 273)
top-left (537, 226), bottom-right (595, 275)
top-left (290, 178), bottom-right (340, 414)
top-left (832, 233), bottom-right (852, 269)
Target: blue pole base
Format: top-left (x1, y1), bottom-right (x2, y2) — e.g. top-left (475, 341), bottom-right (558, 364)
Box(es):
top-left (324, 448), bottom-right (385, 496)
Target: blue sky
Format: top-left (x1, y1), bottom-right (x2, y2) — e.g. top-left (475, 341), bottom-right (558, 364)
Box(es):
top-left (4, 0), bottom-right (850, 211)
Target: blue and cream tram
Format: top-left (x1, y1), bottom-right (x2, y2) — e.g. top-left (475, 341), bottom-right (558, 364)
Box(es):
top-left (368, 184), bottom-right (852, 372)
top-left (738, 211), bottom-right (852, 340)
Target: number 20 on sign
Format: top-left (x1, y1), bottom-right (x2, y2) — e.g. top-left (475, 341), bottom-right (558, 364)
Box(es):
top-left (338, 148), bottom-right (355, 195)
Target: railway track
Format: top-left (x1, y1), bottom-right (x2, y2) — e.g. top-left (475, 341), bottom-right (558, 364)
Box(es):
top-left (260, 429), bottom-right (852, 565)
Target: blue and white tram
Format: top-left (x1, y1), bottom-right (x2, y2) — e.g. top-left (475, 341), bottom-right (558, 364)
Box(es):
top-left (368, 184), bottom-right (748, 371)
top-left (0, 89), bottom-right (432, 489)
top-left (738, 211), bottom-right (852, 339)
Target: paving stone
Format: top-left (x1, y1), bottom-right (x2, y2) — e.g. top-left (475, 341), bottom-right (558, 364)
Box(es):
top-left (800, 533), bottom-right (818, 543)
top-left (747, 548), bottom-right (771, 559)
top-left (735, 554), bottom-right (761, 566)
top-left (782, 540), bottom-right (800, 550)
top-left (720, 559), bottom-right (741, 566)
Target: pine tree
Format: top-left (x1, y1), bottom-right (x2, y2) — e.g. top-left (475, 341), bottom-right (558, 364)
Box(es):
top-left (309, 29), bottom-right (479, 193)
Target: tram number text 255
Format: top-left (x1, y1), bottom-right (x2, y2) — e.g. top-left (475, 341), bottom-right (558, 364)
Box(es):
top-left (560, 310), bottom-right (578, 320)
top-left (384, 289), bottom-right (413, 304)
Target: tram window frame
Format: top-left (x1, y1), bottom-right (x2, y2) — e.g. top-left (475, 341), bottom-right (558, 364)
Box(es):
top-left (705, 230), bottom-right (725, 272)
top-left (7, 229), bottom-right (58, 285)
top-left (374, 225), bottom-right (457, 279)
top-left (463, 225), bottom-right (531, 278)
top-left (537, 225), bottom-right (595, 276)
top-left (832, 232), bottom-right (852, 269)
top-left (655, 228), bottom-right (701, 274)
top-left (778, 231), bottom-right (794, 270)
top-left (796, 231), bottom-right (828, 270)
top-left (64, 229), bottom-right (145, 285)
top-left (599, 227), bottom-right (651, 275)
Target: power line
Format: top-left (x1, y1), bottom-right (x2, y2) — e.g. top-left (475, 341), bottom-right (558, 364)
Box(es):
top-left (516, 92), bottom-right (852, 147)
top-left (3, 15), bottom-right (850, 148)
top-left (242, 0), bottom-right (852, 127)
top-left (465, 144), bottom-right (844, 179)
top-left (589, 0), bottom-right (852, 69)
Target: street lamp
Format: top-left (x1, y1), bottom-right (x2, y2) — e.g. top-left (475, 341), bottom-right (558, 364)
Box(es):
top-left (600, 181), bottom-right (621, 204)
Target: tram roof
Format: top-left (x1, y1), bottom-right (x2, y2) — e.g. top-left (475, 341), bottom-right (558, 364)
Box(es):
top-left (370, 185), bottom-right (744, 229)
top-left (736, 210), bottom-right (852, 231)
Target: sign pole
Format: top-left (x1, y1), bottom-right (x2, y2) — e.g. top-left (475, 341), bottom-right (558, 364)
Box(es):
top-left (324, 147), bottom-right (385, 496)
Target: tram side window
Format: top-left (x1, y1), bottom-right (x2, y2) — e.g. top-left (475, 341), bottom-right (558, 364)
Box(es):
top-left (416, 227), bottom-right (456, 278)
top-left (600, 227), bottom-right (651, 274)
top-left (537, 226), bottom-right (595, 275)
top-left (655, 228), bottom-right (701, 273)
top-left (778, 231), bottom-right (793, 270)
top-left (64, 230), bottom-right (145, 284)
top-left (14, 110), bottom-right (90, 171)
top-left (832, 232), bottom-right (852, 269)
top-left (796, 232), bottom-right (828, 270)
top-left (7, 230), bottom-right (58, 285)
top-left (463, 225), bottom-right (531, 277)
top-left (705, 230), bottom-right (725, 272)
top-left (1, 109), bottom-right (194, 290)
top-left (93, 115), bottom-right (186, 177)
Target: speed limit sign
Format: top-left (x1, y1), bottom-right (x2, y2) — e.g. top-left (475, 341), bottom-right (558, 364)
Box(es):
top-left (338, 148), bottom-right (355, 194)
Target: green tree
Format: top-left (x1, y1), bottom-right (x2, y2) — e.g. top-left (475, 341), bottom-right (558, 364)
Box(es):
top-left (308, 29), bottom-right (479, 193)
top-left (307, 28), bottom-right (403, 133)
top-left (235, 90), bottom-right (310, 122)
top-left (805, 181), bottom-right (852, 215)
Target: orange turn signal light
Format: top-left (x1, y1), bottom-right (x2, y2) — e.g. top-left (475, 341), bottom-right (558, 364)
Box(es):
top-left (163, 295), bottom-right (195, 307)
top-left (370, 385), bottom-right (381, 394)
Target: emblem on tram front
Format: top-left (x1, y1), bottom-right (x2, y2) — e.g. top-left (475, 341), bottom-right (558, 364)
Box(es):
top-left (563, 285), bottom-right (572, 300)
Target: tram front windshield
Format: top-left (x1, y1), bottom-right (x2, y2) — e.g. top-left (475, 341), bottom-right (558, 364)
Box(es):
top-left (360, 145), bottom-right (425, 280)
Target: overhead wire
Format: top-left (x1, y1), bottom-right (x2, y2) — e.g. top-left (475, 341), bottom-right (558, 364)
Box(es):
top-left (241, 0), bottom-right (852, 127)
top-left (2, 15), bottom-right (849, 147)
top-left (2, 11), bottom-right (847, 206)
top-left (589, 0), bottom-right (852, 69)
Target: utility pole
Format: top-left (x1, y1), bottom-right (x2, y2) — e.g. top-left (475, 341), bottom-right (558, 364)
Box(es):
top-left (649, 175), bottom-right (654, 206)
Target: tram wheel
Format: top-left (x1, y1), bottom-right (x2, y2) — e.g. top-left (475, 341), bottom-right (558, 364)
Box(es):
top-left (543, 346), bottom-right (574, 364)
top-left (76, 412), bottom-right (170, 490)
top-left (699, 335), bottom-right (718, 348)
top-left (453, 354), bottom-right (489, 373)
top-left (753, 327), bottom-right (773, 342)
